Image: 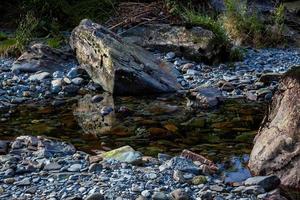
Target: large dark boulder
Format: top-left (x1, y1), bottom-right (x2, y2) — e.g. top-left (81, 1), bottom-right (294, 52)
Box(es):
top-left (12, 43), bottom-right (75, 73)
top-left (121, 24), bottom-right (228, 64)
top-left (70, 19), bottom-right (181, 95)
top-left (249, 66), bottom-right (300, 189)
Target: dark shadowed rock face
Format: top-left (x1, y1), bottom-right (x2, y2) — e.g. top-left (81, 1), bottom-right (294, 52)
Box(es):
top-left (121, 24), bottom-right (228, 64)
top-left (70, 19), bottom-right (181, 95)
top-left (249, 66), bottom-right (300, 189)
top-left (12, 43), bottom-right (75, 73)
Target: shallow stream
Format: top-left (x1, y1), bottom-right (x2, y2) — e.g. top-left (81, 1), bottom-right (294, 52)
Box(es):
top-left (0, 93), bottom-right (267, 172)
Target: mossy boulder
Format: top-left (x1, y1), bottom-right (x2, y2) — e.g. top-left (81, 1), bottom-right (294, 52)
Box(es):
top-left (101, 145), bottom-right (142, 164)
top-left (192, 175), bottom-right (207, 185)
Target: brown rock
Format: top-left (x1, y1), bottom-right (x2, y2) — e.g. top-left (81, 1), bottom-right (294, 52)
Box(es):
top-left (258, 73), bottom-right (282, 84)
top-left (221, 81), bottom-right (235, 92)
top-left (89, 155), bottom-right (103, 164)
top-left (148, 127), bottom-right (168, 136)
top-left (170, 189), bottom-right (190, 200)
top-left (249, 66), bottom-right (300, 189)
top-left (181, 149), bottom-right (213, 166)
top-left (181, 149), bottom-right (218, 173)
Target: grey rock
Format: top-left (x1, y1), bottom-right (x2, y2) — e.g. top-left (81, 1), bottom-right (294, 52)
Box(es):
top-left (0, 140), bottom-right (9, 154)
top-left (170, 189), bottom-right (190, 200)
top-left (51, 79), bottom-right (63, 93)
top-left (188, 87), bottom-right (223, 108)
top-left (10, 136), bottom-right (76, 157)
top-left (28, 71), bottom-right (51, 81)
top-left (53, 71), bottom-right (64, 78)
top-left (67, 67), bottom-right (78, 79)
top-left (258, 73), bottom-right (281, 84)
top-left (209, 185), bottom-right (224, 192)
top-left (91, 95), bottom-right (103, 103)
top-left (85, 193), bottom-right (104, 200)
top-left (15, 177), bottom-right (31, 186)
top-left (68, 164), bottom-right (82, 172)
top-left (70, 19), bottom-right (181, 95)
top-left (63, 85), bottom-right (79, 94)
top-left (100, 106), bottom-right (113, 116)
top-left (12, 43), bottom-right (74, 73)
top-left (158, 153), bottom-right (172, 162)
top-left (25, 186), bottom-right (38, 194)
top-left (173, 170), bottom-right (185, 183)
top-left (11, 97), bottom-right (25, 104)
top-left (3, 178), bottom-right (15, 184)
top-left (121, 24), bottom-right (227, 63)
top-left (44, 162), bottom-right (62, 171)
top-left (141, 190), bottom-right (151, 198)
top-left (4, 168), bottom-right (15, 176)
top-left (145, 172), bottom-right (157, 180)
top-left (232, 186), bottom-right (246, 193)
top-left (88, 163), bottom-right (102, 173)
top-left (72, 77), bottom-right (84, 85)
top-left (199, 190), bottom-right (213, 200)
top-left (159, 156), bottom-right (200, 174)
top-left (244, 176), bottom-right (280, 192)
top-left (166, 52), bottom-right (176, 60)
top-left (152, 192), bottom-right (168, 200)
top-left (243, 185), bottom-right (265, 195)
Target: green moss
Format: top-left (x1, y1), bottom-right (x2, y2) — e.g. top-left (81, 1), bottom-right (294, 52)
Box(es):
top-left (183, 9), bottom-right (229, 46)
top-left (192, 175), bottom-right (207, 185)
top-left (235, 131), bottom-right (256, 142)
top-left (222, 0), bottom-right (285, 47)
top-left (229, 47), bottom-right (246, 62)
top-left (47, 37), bottom-right (63, 48)
top-left (186, 117), bottom-right (206, 128)
top-left (139, 146), bottom-right (164, 156)
top-left (0, 32), bottom-right (8, 41)
top-left (0, 38), bottom-right (17, 57)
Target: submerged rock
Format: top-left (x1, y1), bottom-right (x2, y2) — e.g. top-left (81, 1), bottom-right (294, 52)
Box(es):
top-left (70, 19), bottom-right (181, 95)
top-left (187, 87), bottom-right (224, 108)
top-left (249, 66), bottom-right (300, 189)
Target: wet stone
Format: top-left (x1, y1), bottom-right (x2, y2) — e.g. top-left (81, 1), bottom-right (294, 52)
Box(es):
top-left (15, 177), bottom-right (31, 186)
top-left (67, 163), bottom-right (82, 172)
top-left (159, 156), bottom-right (200, 174)
top-left (43, 162), bottom-right (61, 171)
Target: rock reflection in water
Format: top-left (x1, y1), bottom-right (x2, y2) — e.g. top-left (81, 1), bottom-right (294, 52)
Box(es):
top-left (0, 92), bottom-right (267, 162)
top-left (73, 93), bottom-right (267, 161)
top-left (74, 93), bottom-right (116, 135)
